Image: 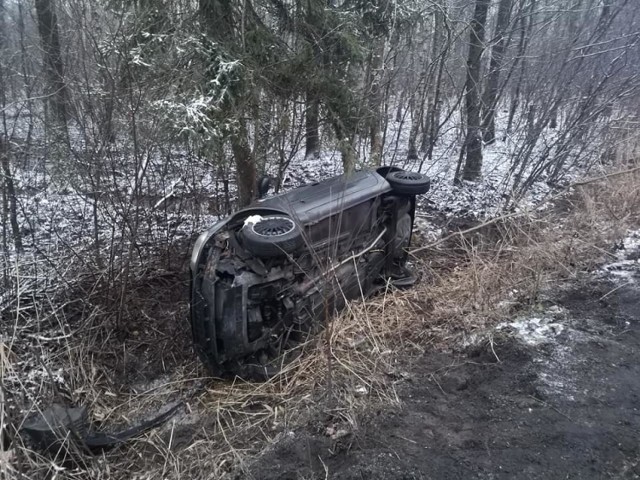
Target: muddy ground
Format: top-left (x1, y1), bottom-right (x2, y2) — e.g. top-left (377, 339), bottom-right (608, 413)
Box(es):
top-left (245, 255), bottom-right (640, 478)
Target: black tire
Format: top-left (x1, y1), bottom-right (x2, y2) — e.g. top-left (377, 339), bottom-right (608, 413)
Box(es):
top-left (386, 170), bottom-right (431, 195)
top-left (241, 215), bottom-right (303, 258)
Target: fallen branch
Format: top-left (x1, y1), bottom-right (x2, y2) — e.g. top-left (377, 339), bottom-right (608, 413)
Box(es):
top-left (571, 164), bottom-right (640, 186)
top-left (153, 177), bottom-right (183, 210)
top-left (410, 211), bottom-right (524, 255)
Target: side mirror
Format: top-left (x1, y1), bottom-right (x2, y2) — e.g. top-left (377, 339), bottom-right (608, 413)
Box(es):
top-left (257, 175), bottom-right (272, 199)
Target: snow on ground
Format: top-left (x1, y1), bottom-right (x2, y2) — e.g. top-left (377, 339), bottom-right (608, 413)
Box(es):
top-left (599, 229), bottom-right (640, 283)
top-left (499, 313), bottom-right (565, 346)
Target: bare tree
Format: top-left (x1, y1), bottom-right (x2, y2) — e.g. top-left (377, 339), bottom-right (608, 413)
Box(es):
top-left (422, 2), bottom-right (453, 162)
top-left (0, 0), bottom-right (22, 253)
top-left (482, 0), bottom-right (513, 144)
top-left (505, 0), bottom-right (536, 138)
top-left (35, 0), bottom-right (69, 135)
top-left (368, 38), bottom-right (385, 166)
top-left (305, 93), bottom-right (320, 159)
top-left (459, 0), bottom-right (490, 182)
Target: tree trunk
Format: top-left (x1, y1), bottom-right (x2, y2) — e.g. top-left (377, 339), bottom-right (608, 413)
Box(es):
top-left (461, 0), bottom-right (490, 182)
top-left (481, 0), bottom-right (513, 144)
top-left (17, 2), bottom-right (34, 146)
top-left (0, 148), bottom-right (21, 253)
top-left (395, 88), bottom-right (405, 123)
top-left (253, 93), bottom-right (272, 170)
top-left (368, 38), bottom-right (385, 166)
top-left (506, 18), bottom-right (525, 136)
top-left (305, 92), bottom-right (320, 158)
top-left (35, 0), bottom-right (69, 129)
top-left (200, 0), bottom-right (256, 207)
top-left (423, 5), bottom-right (449, 161)
top-left (403, 37), bottom-right (424, 162)
top-left (0, 0), bottom-right (22, 253)
top-left (407, 98), bottom-right (420, 160)
top-left (338, 137), bottom-right (356, 174)
top-left (231, 121), bottom-right (257, 207)
top-left (199, 0), bottom-right (234, 40)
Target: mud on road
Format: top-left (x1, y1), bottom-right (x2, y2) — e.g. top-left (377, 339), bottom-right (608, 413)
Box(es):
top-left (247, 249), bottom-right (640, 479)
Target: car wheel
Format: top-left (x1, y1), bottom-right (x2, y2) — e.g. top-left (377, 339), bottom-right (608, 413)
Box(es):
top-left (386, 170), bottom-right (431, 195)
top-left (241, 215), bottom-right (303, 258)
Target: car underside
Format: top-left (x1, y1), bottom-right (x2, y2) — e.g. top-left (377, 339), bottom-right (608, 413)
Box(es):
top-left (190, 167), bottom-right (430, 378)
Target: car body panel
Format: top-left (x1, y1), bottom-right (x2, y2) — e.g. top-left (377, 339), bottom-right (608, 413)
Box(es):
top-left (256, 170), bottom-right (390, 225)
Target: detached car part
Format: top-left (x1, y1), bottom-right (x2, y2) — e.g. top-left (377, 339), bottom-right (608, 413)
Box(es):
top-left (190, 166), bottom-right (430, 377)
top-left (20, 402), bottom-right (182, 458)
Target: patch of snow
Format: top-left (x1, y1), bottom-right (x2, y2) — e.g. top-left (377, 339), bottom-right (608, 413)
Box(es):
top-left (498, 316), bottom-right (565, 346)
top-left (618, 229), bottom-right (640, 254)
top-left (460, 332), bottom-right (484, 348)
top-left (599, 229), bottom-right (640, 283)
top-left (243, 215), bottom-right (264, 227)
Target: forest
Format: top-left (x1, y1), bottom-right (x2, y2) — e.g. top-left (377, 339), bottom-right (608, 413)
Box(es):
top-left (2, 0), bottom-right (638, 260)
top-left (1, 0), bottom-right (640, 478)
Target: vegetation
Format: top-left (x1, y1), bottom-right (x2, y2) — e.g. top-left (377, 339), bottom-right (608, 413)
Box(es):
top-left (1, 0), bottom-right (640, 477)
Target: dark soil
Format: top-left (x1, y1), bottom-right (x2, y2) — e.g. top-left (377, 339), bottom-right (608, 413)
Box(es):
top-left (246, 267), bottom-right (640, 478)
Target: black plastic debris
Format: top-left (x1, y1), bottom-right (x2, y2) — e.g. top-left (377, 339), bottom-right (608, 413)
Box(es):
top-left (22, 404), bottom-right (89, 457)
top-left (21, 401), bottom-right (183, 458)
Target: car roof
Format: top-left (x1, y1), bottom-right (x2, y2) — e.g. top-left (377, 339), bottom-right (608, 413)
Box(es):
top-left (251, 169), bottom-right (390, 224)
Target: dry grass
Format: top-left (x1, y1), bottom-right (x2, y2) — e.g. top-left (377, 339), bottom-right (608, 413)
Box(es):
top-left (415, 164), bottom-right (640, 341)
top-left (2, 163), bottom-right (639, 479)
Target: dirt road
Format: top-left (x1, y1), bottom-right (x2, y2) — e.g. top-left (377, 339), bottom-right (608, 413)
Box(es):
top-left (247, 249), bottom-right (640, 479)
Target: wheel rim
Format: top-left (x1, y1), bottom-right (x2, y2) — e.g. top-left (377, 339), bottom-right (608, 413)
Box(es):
top-left (393, 171), bottom-right (423, 181)
top-left (252, 217), bottom-right (295, 237)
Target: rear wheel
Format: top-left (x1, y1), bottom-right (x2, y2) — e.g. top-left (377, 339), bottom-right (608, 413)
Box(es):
top-left (386, 170), bottom-right (431, 195)
top-left (241, 215), bottom-right (303, 258)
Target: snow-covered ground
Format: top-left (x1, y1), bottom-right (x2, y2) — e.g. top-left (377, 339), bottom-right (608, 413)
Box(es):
top-left (599, 229), bottom-right (640, 284)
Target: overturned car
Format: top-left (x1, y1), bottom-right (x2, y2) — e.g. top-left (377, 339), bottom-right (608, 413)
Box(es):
top-left (190, 166), bottom-right (430, 377)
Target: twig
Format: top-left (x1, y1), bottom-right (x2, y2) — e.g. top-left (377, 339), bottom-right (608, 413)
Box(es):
top-left (528, 395), bottom-right (573, 422)
top-left (489, 335), bottom-right (501, 363)
top-left (575, 238), bottom-right (619, 259)
top-left (599, 281), bottom-right (633, 301)
top-left (394, 434), bottom-right (418, 445)
top-left (153, 177), bottom-right (182, 210)
top-left (571, 164), bottom-right (640, 186)
top-left (327, 227), bottom-right (387, 274)
top-left (429, 373), bottom-right (445, 395)
top-left (318, 455), bottom-right (329, 480)
top-left (410, 211), bottom-right (523, 255)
